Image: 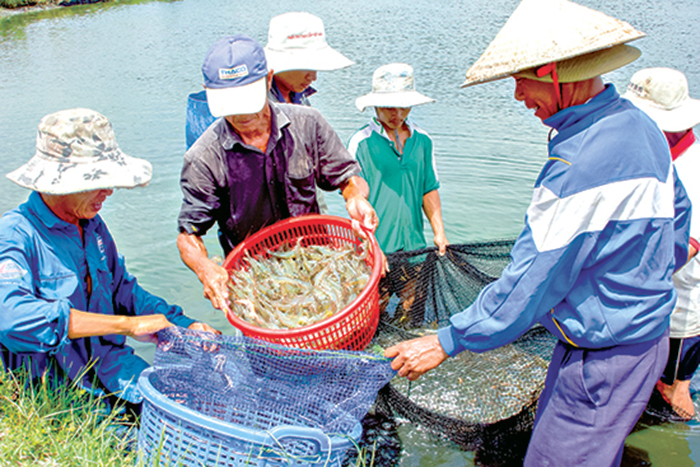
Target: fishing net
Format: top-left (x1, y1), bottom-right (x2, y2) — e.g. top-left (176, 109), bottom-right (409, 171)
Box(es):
top-left (371, 241), bottom-right (558, 455)
top-left (150, 327), bottom-right (396, 435)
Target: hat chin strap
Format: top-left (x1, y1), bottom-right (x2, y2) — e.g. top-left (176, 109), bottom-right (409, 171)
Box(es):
top-left (536, 62), bottom-right (562, 111)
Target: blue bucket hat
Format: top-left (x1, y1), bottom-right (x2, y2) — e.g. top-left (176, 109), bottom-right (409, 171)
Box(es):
top-left (202, 34), bottom-right (269, 117)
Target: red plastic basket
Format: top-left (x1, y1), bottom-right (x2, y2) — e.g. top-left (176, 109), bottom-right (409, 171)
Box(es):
top-left (222, 214), bottom-right (382, 351)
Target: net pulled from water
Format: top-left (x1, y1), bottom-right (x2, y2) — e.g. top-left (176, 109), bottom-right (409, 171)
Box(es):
top-left (151, 326), bottom-right (396, 435)
top-left (373, 241), bottom-right (558, 450)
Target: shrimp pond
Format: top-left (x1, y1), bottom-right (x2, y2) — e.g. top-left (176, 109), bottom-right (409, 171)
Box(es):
top-left (1, 0), bottom-right (700, 465)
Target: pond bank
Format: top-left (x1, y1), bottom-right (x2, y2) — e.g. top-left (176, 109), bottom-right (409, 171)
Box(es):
top-left (0, 0), bottom-right (106, 18)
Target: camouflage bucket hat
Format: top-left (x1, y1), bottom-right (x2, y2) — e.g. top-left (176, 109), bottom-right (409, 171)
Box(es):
top-left (6, 108), bottom-right (152, 194)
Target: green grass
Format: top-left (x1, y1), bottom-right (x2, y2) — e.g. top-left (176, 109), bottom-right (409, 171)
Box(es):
top-left (0, 369), bottom-right (137, 466)
top-left (0, 367), bottom-right (377, 466)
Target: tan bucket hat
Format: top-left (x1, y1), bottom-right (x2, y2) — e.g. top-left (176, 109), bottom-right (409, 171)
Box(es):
top-left (264, 12), bottom-right (354, 73)
top-left (462, 0), bottom-right (645, 88)
top-left (7, 108), bottom-right (152, 195)
top-left (356, 63), bottom-right (435, 112)
top-left (623, 68), bottom-right (700, 132)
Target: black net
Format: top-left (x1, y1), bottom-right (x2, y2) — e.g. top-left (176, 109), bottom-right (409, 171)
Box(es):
top-left (371, 241), bottom-right (558, 455)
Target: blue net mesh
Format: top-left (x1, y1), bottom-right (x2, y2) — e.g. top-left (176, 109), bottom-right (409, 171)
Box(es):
top-left (150, 327), bottom-right (396, 435)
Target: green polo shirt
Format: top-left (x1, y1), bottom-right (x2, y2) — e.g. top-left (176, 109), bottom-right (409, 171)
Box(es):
top-left (348, 118), bottom-right (440, 253)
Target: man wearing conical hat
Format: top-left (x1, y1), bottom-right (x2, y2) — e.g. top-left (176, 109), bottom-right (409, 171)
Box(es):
top-left (385, 0), bottom-right (692, 464)
top-left (0, 108), bottom-right (219, 413)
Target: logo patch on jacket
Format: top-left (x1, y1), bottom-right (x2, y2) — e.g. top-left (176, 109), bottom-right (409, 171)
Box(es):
top-left (0, 259), bottom-right (28, 281)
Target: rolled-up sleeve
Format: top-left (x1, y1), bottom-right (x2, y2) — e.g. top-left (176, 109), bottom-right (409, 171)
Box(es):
top-left (178, 151), bottom-right (222, 237)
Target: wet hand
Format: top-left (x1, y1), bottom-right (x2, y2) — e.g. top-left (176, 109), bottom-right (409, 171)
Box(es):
top-left (199, 260), bottom-right (232, 315)
top-left (127, 314), bottom-right (174, 344)
top-left (384, 334), bottom-right (448, 381)
top-left (188, 321), bottom-right (222, 335)
top-left (434, 234), bottom-right (449, 256)
top-left (346, 196), bottom-right (379, 235)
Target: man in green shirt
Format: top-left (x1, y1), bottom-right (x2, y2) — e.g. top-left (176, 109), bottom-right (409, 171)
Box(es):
top-left (348, 63), bottom-right (448, 255)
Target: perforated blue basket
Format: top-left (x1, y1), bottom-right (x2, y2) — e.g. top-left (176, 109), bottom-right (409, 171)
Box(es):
top-left (138, 368), bottom-right (362, 467)
top-left (137, 368), bottom-right (362, 467)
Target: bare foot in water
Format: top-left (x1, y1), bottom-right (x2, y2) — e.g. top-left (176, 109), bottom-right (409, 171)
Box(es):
top-left (656, 379), bottom-right (695, 420)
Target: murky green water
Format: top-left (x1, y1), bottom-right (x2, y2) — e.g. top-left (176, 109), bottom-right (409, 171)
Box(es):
top-left (1, 0), bottom-right (699, 464)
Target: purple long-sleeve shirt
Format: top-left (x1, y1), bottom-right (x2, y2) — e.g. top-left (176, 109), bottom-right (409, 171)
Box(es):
top-left (178, 102), bottom-right (360, 254)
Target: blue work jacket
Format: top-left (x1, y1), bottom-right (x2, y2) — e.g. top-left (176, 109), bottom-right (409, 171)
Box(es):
top-left (0, 192), bottom-right (195, 402)
top-left (439, 85), bottom-right (691, 354)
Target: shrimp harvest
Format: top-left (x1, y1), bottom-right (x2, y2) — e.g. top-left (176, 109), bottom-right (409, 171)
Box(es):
top-left (222, 215), bottom-right (382, 351)
top-left (229, 240), bottom-right (371, 329)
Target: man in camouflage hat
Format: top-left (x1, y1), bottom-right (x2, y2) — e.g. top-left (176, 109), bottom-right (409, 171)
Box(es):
top-left (386, 0), bottom-right (691, 465)
top-left (0, 108), bottom-right (219, 411)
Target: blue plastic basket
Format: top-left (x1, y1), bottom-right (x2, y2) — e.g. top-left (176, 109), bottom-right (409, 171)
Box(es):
top-left (137, 368), bottom-right (362, 467)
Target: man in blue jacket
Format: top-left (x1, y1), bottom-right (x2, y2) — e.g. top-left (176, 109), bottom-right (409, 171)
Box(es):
top-left (0, 108), bottom-right (219, 409)
top-left (386, 0), bottom-right (691, 465)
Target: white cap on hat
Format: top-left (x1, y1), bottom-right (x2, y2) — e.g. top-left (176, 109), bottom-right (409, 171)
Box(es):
top-left (355, 63), bottom-right (435, 112)
top-left (264, 12), bottom-right (354, 73)
top-left (623, 68), bottom-right (700, 132)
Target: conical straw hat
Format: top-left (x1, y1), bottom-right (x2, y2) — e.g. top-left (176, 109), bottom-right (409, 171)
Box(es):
top-left (461, 0), bottom-right (645, 88)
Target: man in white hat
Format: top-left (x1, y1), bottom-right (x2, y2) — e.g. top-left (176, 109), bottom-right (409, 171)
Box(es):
top-left (177, 35), bottom-right (378, 315)
top-left (385, 0), bottom-right (691, 465)
top-left (624, 67), bottom-right (700, 421)
top-left (0, 108), bottom-right (219, 411)
top-left (186, 12), bottom-right (353, 145)
top-left (263, 12), bottom-right (355, 215)
top-left (348, 63), bottom-right (448, 255)
top-left (264, 11), bottom-right (354, 106)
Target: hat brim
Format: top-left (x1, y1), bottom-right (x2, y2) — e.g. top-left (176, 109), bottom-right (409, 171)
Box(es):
top-left (6, 150), bottom-right (152, 195)
top-left (512, 45), bottom-right (641, 84)
top-left (264, 46), bottom-right (354, 73)
top-left (206, 77), bottom-right (268, 117)
top-left (622, 92), bottom-right (700, 132)
top-left (460, 0), bottom-right (645, 89)
top-left (355, 91), bottom-right (435, 112)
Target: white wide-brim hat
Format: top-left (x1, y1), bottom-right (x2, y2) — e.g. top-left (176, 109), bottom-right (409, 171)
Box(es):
top-left (264, 12), bottom-right (354, 73)
top-left (462, 0), bottom-right (645, 88)
top-left (623, 67), bottom-right (700, 132)
top-left (6, 108), bottom-right (152, 195)
top-left (356, 63), bottom-right (435, 112)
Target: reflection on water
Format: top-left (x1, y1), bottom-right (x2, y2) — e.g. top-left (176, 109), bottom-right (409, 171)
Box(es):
top-left (1, 0), bottom-right (700, 465)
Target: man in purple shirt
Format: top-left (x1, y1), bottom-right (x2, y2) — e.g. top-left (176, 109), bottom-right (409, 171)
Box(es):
top-left (177, 35), bottom-right (378, 315)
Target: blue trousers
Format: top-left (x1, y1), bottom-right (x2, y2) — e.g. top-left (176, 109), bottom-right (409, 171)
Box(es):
top-left (524, 330), bottom-right (668, 467)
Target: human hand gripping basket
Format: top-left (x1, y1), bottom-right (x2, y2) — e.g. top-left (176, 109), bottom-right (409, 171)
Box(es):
top-left (222, 214), bottom-right (383, 351)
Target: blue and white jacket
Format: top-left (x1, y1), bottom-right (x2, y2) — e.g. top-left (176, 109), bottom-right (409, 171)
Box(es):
top-left (438, 85), bottom-right (691, 354)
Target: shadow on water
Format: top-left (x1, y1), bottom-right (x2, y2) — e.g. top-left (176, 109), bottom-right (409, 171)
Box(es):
top-left (354, 385), bottom-right (699, 466)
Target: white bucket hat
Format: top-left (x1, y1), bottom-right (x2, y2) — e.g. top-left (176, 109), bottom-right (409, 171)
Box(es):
top-left (623, 68), bottom-right (700, 132)
top-left (355, 63), bottom-right (436, 112)
top-left (6, 108), bottom-right (152, 195)
top-left (462, 0), bottom-right (644, 88)
top-left (264, 12), bottom-right (354, 73)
